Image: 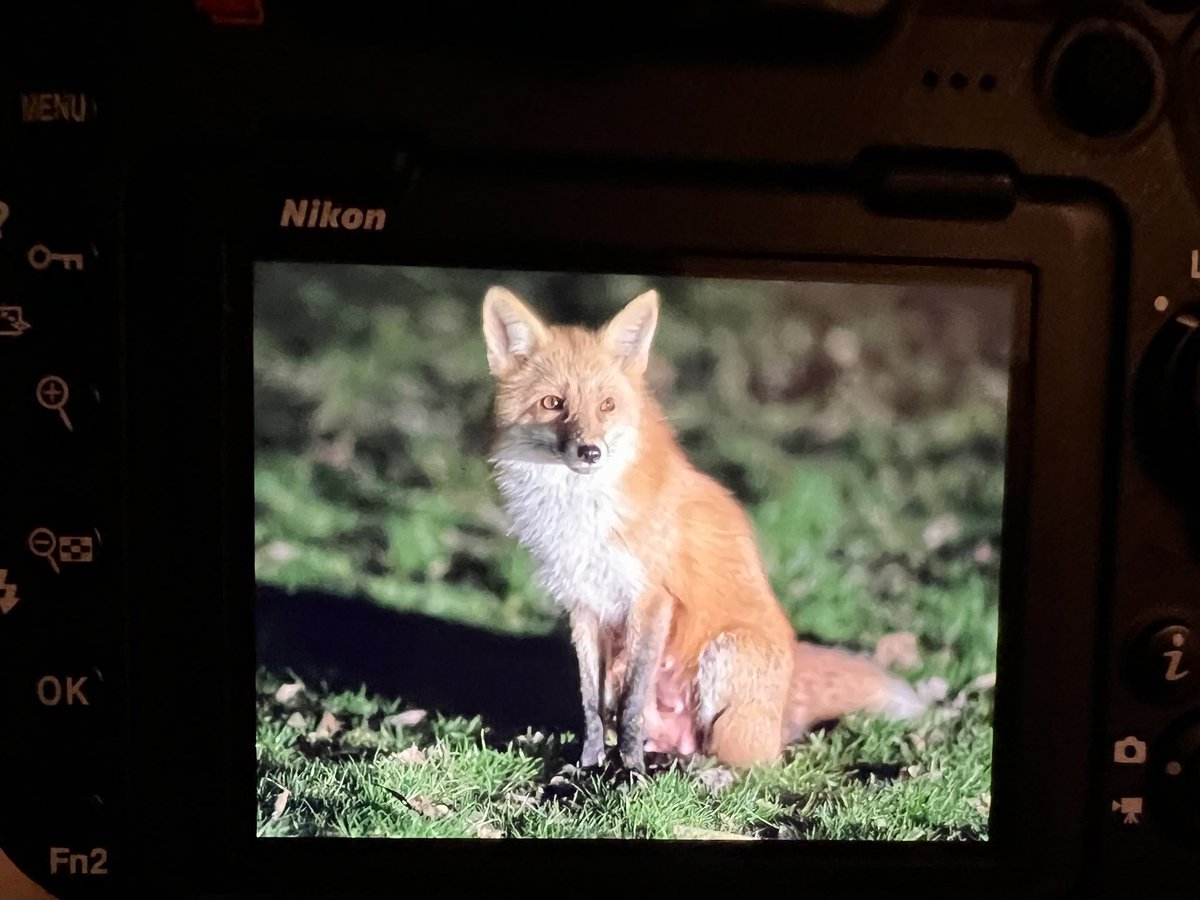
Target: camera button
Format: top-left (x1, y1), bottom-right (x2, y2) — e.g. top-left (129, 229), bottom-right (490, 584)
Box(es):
top-left (0, 796), bottom-right (113, 896)
top-left (0, 362), bottom-right (107, 464)
top-left (1046, 20), bottom-right (1163, 138)
top-left (45, 843), bottom-right (112, 881)
top-left (17, 91), bottom-right (97, 128)
top-left (1131, 621), bottom-right (1199, 700)
top-left (1113, 735), bottom-right (1148, 765)
top-left (13, 658), bottom-right (108, 732)
top-left (22, 791), bottom-right (113, 890)
top-left (1150, 718), bottom-right (1200, 837)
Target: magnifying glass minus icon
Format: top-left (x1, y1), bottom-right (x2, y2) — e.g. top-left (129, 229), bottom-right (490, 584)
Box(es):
top-left (28, 527), bottom-right (60, 574)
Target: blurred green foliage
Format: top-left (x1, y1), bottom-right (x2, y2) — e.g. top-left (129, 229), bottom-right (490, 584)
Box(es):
top-left (255, 264), bottom-right (1009, 668)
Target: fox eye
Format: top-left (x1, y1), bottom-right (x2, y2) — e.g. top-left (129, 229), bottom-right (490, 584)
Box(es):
top-left (600, 397), bottom-right (615, 413)
top-left (541, 395), bottom-right (564, 411)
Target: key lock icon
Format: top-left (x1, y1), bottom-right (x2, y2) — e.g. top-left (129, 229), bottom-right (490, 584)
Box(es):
top-left (27, 243), bottom-right (85, 272)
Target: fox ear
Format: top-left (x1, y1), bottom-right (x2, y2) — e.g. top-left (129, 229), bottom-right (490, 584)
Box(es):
top-left (482, 286), bottom-right (549, 376)
top-left (603, 290), bottom-right (659, 375)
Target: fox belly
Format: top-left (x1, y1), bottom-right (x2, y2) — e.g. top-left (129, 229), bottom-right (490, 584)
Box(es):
top-left (608, 640), bottom-right (701, 757)
top-left (608, 612), bottom-right (792, 763)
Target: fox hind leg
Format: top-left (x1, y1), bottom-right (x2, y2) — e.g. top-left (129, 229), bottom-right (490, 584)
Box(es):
top-left (698, 630), bottom-right (791, 768)
top-left (617, 593), bottom-right (673, 772)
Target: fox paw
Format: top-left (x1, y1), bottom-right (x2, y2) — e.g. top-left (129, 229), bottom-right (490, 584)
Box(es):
top-left (579, 738), bottom-right (606, 769)
top-left (619, 743), bottom-right (646, 773)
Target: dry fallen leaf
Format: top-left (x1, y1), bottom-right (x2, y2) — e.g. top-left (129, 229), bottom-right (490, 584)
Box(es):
top-left (922, 513), bottom-right (962, 551)
top-left (271, 789), bottom-right (290, 820)
top-left (263, 540), bottom-right (299, 563)
top-left (966, 672), bottom-right (997, 693)
top-left (471, 821), bottom-right (504, 839)
top-left (407, 796), bottom-right (451, 819)
top-left (274, 682), bottom-right (304, 706)
top-left (674, 826), bottom-right (754, 841)
top-left (824, 327), bottom-right (860, 368)
top-left (384, 709), bottom-right (428, 728)
top-left (308, 711), bottom-right (342, 742)
top-left (394, 746), bottom-right (427, 765)
top-left (970, 792), bottom-right (992, 817)
top-left (694, 767), bottom-right (736, 796)
top-left (285, 712), bottom-right (307, 730)
top-left (874, 632), bottom-right (920, 671)
top-left (915, 677), bottom-right (949, 706)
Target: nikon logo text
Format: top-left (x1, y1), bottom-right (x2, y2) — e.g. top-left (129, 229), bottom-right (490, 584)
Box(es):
top-left (280, 199), bottom-right (387, 231)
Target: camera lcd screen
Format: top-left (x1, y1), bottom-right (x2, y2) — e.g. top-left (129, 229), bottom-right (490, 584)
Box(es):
top-left (254, 262), bottom-right (1015, 842)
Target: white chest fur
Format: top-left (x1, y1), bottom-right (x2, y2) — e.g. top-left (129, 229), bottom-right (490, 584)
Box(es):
top-left (492, 461), bottom-right (647, 624)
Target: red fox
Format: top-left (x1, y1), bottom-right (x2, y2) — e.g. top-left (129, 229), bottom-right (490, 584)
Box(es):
top-left (482, 286), bottom-right (925, 769)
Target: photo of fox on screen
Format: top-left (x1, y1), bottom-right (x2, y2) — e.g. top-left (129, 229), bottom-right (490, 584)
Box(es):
top-left (254, 264), bottom-right (1009, 841)
top-left (483, 285), bottom-right (924, 770)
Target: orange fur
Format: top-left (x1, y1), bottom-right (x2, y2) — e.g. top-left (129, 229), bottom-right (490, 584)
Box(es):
top-left (484, 286), bottom-right (920, 767)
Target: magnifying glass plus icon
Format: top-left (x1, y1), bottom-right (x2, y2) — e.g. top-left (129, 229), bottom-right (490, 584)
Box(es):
top-left (35, 375), bottom-right (73, 432)
top-left (28, 527), bottom-right (59, 574)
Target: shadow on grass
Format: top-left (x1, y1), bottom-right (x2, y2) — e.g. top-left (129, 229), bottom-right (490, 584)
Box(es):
top-left (256, 585), bottom-right (582, 732)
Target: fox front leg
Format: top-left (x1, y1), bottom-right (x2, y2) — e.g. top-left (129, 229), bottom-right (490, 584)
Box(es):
top-left (570, 610), bottom-right (607, 767)
top-left (618, 593), bottom-right (672, 772)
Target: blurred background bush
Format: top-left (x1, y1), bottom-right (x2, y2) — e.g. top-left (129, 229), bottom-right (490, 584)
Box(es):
top-left (254, 264), bottom-right (1011, 688)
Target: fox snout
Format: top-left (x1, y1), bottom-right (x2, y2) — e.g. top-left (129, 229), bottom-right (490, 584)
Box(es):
top-left (557, 414), bottom-right (609, 472)
top-left (562, 436), bottom-right (607, 473)
top-left (576, 444), bottom-right (602, 464)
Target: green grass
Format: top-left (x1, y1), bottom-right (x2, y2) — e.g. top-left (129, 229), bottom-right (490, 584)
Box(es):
top-left (254, 445), bottom-right (998, 842)
top-left (256, 672), bottom-right (992, 840)
top-left (253, 264), bottom-right (1007, 841)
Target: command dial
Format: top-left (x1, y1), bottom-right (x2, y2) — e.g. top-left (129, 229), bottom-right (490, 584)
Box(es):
top-left (1136, 309), bottom-right (1200, 492)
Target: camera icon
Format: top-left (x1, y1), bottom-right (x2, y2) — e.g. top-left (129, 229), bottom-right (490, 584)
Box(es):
top-left (1113, 735), bottom-right (1147, 765)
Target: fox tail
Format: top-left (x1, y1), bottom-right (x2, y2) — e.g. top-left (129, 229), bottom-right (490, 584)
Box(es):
top-left (784, 639), bottom-right (927, 743)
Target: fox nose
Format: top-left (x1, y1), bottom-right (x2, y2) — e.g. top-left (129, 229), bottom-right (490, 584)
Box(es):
top-left (577, 444), bottom-right (602, 464)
